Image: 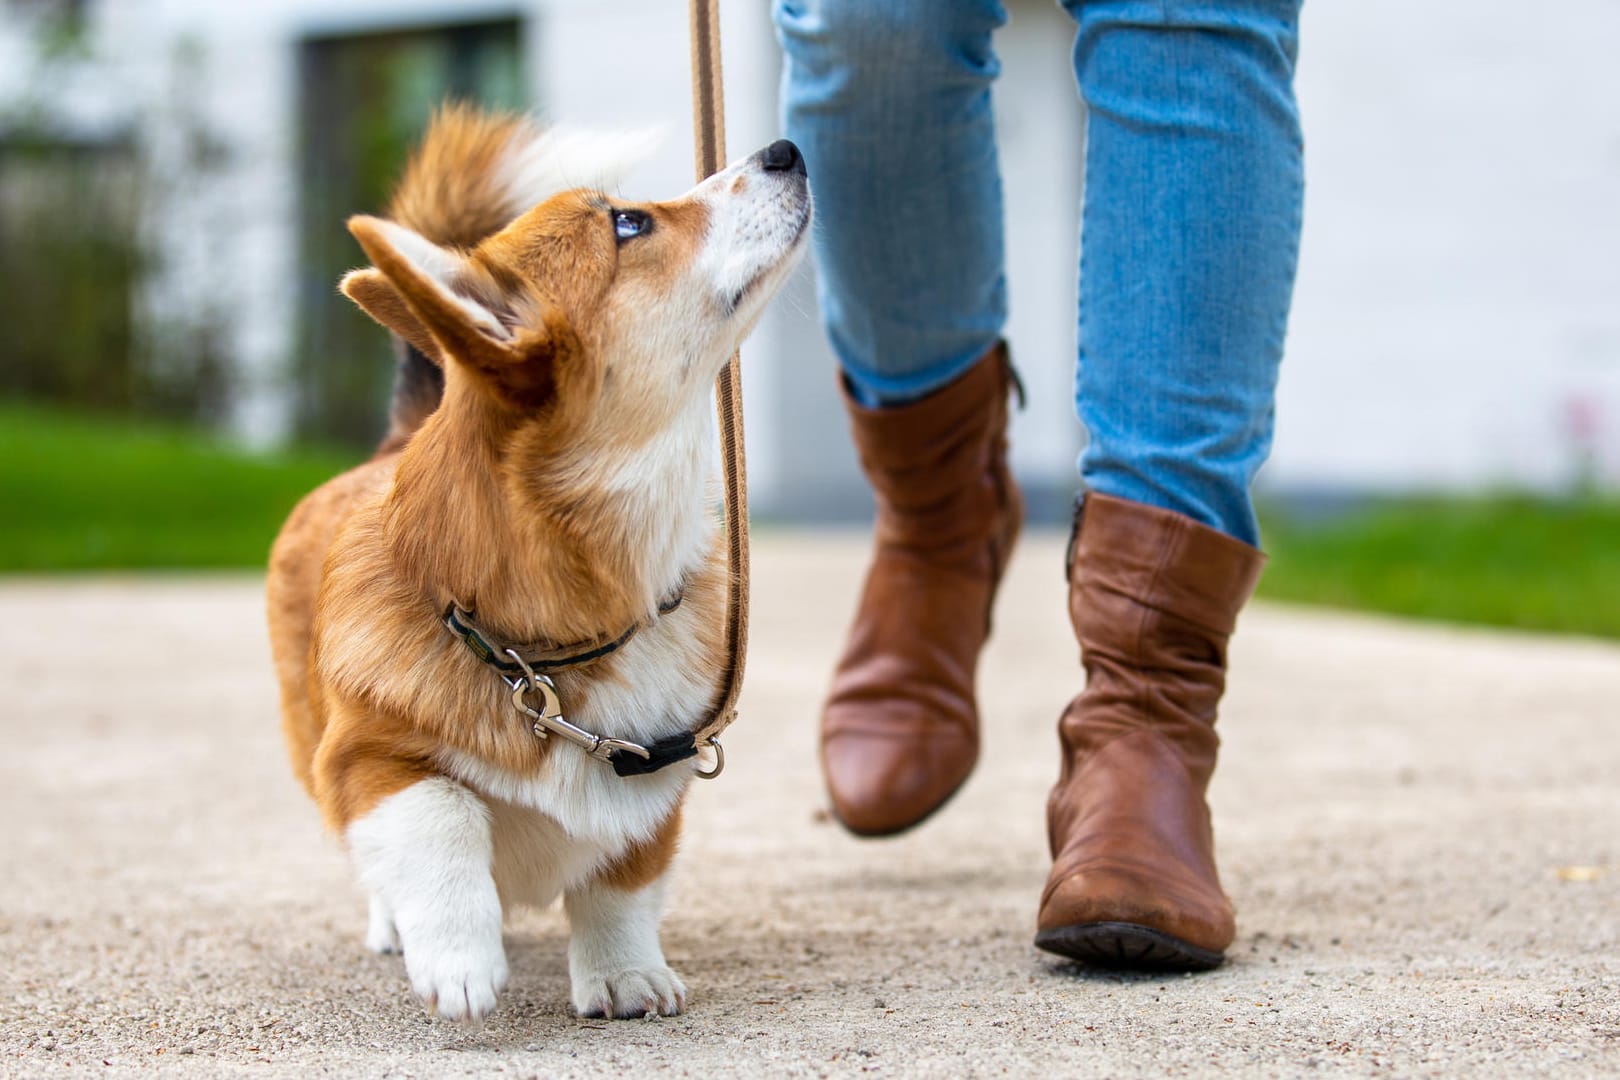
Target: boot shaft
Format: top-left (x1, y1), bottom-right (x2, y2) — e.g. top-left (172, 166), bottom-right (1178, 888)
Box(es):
top-left (1058, 494), bottom-right (1267, 773)
top-left (842, 343), bottom-right (1019, 565)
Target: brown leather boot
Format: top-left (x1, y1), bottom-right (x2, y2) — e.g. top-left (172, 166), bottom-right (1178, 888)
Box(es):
top-left (1036, 493), bottom-right (1265, 970)
top-left (822, 343), bottom-right (1023, 836)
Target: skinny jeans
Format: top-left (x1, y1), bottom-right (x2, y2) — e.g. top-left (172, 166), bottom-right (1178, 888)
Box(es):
top-left (774, 0), bottom-right (1305, 544)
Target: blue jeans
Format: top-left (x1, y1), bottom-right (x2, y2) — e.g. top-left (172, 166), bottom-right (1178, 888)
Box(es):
top-left (774, 0), bottom-right (1304, 545)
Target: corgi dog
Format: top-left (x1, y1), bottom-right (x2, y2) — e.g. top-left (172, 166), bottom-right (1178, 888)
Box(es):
top-left (266, 105), bottom-right (809, 1022)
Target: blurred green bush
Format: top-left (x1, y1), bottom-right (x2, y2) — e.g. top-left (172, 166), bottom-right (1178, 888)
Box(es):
top-left (0, 135), bottom-right (229, 422)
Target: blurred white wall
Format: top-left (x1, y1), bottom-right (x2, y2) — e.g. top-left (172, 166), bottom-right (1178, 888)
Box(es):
top-left (1275, 0), bottom-right (1620, 496)
top-left (3, 0), bottom-right (1617, 512)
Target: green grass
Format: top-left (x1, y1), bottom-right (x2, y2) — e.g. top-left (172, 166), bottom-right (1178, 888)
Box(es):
top-left (1257, 496), bottom-right (1620, 640)
top-left (4, 404), bottom-right (1617, 641)
top-left (0, 402), bottom-right (359, 571)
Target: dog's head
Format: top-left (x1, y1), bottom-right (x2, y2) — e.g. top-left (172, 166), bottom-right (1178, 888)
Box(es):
top-left (341, 136), bottom-right (811, 443)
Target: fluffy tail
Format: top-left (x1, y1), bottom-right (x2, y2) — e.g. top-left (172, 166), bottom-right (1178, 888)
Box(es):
top-left (377, 103), bottom-right (658, 450)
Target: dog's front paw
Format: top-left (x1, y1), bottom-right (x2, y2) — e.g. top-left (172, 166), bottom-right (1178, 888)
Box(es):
top-left (572, 965), bottom-right (687, 1019)
top-left (403, 928), bottom-right (509, 1023)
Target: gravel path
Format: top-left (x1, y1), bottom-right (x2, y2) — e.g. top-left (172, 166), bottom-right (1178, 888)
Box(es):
top-left (2, 533), bottom-right (1617, 1078)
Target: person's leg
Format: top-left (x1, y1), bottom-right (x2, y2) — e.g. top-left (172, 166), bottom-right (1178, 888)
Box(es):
top-left (774, 0), bottom-right (1009, 405)
top-left (1039, 0), bottom-right (1303, 970)
top-left (773, 0), bottom-right (1023, 836)
top-left (1069, 0), bottom-right (1304, 546)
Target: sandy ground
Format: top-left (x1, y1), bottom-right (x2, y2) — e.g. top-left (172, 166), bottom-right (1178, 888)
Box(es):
top-left (2, 531), bottom-right (1618, 1079)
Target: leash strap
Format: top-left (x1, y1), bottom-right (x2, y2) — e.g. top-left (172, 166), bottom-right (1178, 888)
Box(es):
top-left (610, 733), bottom-right (701, 778)
top-left (690, 0), bottom-right (748, 748)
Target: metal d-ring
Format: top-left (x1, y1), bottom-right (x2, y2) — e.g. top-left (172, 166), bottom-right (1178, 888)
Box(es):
top-left (694, 737), bottom-right (724, 780)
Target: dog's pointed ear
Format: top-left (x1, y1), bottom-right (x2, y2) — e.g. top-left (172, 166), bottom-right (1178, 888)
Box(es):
top-left (339, 268), bottom-right (444, 365)
top-left (345, 215), bottom-right (563, 409)
top-left (346, 215), bottom-right (512, 365)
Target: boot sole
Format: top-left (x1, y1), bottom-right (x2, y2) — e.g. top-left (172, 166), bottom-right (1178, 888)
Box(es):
top-left (1034, 922), bottom-right (1225, 973)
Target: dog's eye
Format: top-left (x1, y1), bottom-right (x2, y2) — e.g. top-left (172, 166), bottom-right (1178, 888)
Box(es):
top-left (614, 210), bottom-right (651, 241)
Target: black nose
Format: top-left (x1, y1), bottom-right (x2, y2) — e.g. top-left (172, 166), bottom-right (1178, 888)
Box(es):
top-left (760, 139), bottom-right (805, 176)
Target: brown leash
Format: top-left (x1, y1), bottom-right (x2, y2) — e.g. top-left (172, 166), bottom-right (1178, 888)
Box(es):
top-left (690, 0), bottom-right (748, 753)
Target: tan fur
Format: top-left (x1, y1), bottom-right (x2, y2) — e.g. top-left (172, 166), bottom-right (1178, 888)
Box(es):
top-left (596, 804), bottom-right (685, 893)
top-left (335, 104), bottom-right (537, 371)
top-left (266, 107), bottom-right (808, 1019)
top-left (266, 456), bottom-right (397, 795)
top-left (270, 310), bottom-right (723, 833)
top-left (268, 109), bottom-right (732, 849)
top-left (387, 102), bottom-right (531, 249)
top-left (338, 270), bottom-right (442, 364)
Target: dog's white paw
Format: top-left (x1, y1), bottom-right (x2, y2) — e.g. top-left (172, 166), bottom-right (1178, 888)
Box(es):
top-left (366, 895), bottom-right (401, 955)
top-left (346, 777), bottom-right (507, 1023)
top-left (403, 926), bottom-right (509, 1023)
top-left (572, 964), bottom-right (687, 1019)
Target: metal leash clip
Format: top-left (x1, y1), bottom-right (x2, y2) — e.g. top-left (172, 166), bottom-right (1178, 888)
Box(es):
top-left (503, 649), bottom-right (652, 763)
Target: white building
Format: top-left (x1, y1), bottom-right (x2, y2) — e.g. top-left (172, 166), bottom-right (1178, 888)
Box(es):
top-left (2, 0), bottom-right (1616, 519)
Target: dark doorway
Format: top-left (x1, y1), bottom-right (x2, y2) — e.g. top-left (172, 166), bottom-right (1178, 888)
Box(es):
top-left (295, 19), bottom-right (525, 447)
